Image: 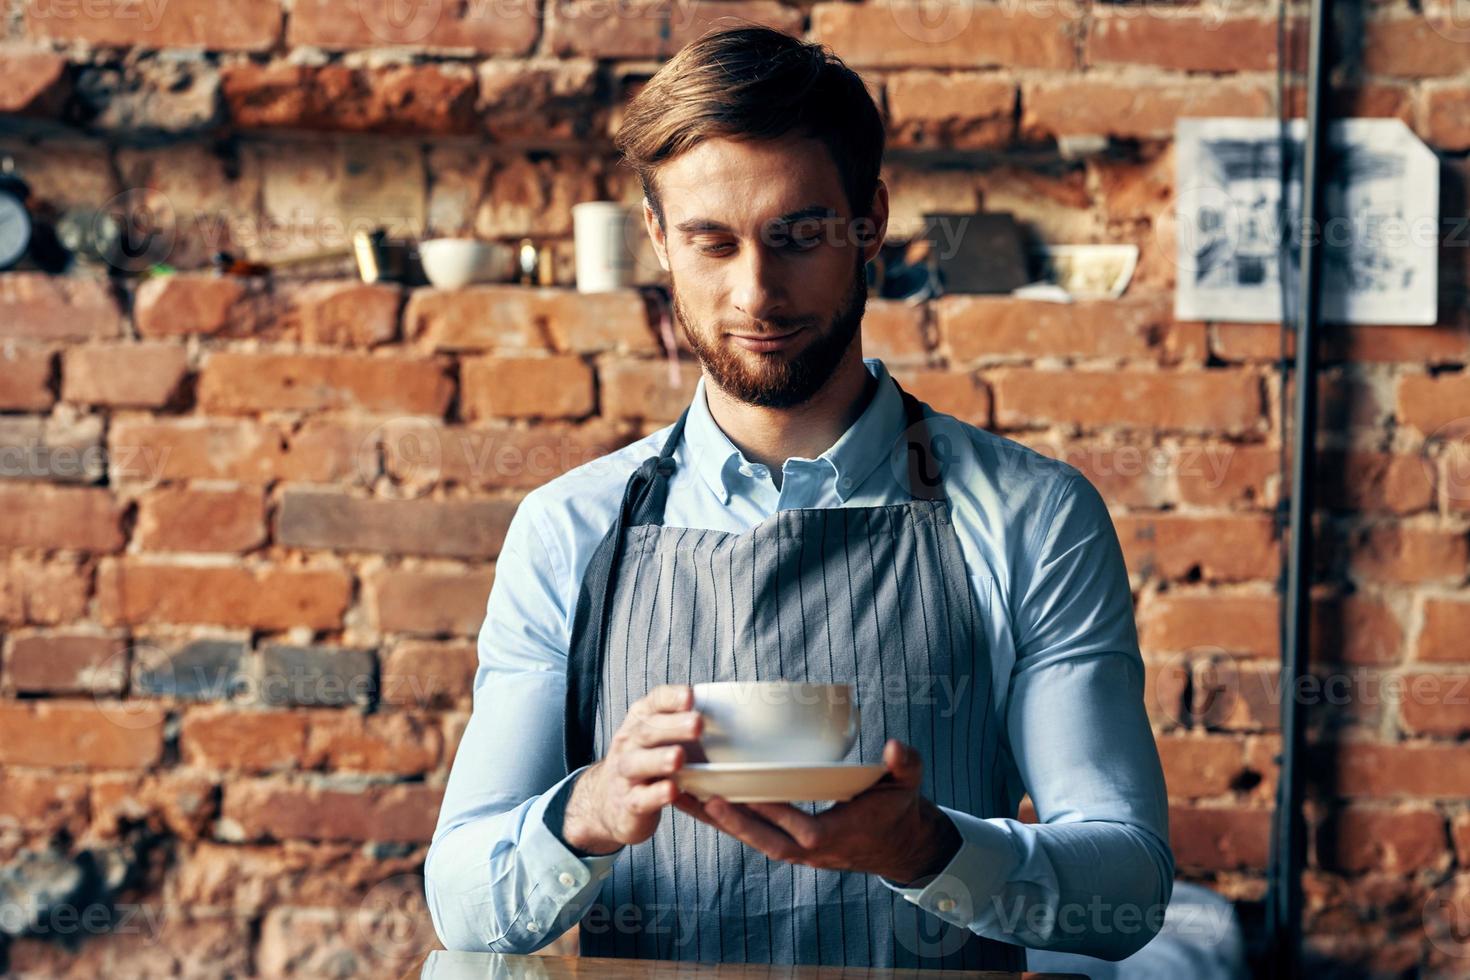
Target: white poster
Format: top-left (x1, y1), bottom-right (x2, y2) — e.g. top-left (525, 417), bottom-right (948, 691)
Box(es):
top-left (1174, 117), bottom-right (1439, 325)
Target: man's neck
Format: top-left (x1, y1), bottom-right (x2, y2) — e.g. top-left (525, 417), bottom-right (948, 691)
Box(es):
top-left (703, 349), bottom-right (877, 489)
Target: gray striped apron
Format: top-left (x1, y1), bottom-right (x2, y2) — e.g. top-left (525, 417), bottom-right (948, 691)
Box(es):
top-left (563, 381), bottom-right (1023, 970)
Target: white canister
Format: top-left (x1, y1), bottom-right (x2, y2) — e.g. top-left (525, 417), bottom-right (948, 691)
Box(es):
top-left (572, 201), bottom-right (639, 293)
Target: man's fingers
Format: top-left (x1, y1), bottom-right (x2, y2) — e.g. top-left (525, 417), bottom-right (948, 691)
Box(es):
top-left (631, 710), bottom-right (702, 747)
top-left (627, 779), bottom-right (678, 814)
top-left (638, 684), bottom-right (693, 716)
top-left (883, 739), bottom-right (923, 786)
top-left (743, 802), bottom-right (824, 849)
top-left (617, 744), bottom-right (686, 781)
top-left (704, 798), bottom-right (805, 862)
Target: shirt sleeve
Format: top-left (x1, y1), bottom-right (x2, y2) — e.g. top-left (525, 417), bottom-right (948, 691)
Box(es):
top-left (425, 495), bottom-right (625, 953)
top-left (878, 470), bottom-right (1175, 961)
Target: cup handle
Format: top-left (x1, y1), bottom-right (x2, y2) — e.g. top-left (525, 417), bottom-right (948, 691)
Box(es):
top-left (846, 705), bottom-right (861, 752)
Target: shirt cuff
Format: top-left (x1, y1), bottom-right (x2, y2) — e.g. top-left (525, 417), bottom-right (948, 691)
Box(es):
top-left (517, 767), bottom-right (622, 938)
top-left (878, 806), bottom-right (1021, 928)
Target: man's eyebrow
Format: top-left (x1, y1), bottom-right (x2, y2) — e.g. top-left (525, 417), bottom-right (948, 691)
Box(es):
top-left (673, 205), bottom-right (835, 234)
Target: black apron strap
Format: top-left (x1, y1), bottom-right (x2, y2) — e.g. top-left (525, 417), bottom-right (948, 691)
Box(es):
top-left (564, 408), bottom-right (689, 772)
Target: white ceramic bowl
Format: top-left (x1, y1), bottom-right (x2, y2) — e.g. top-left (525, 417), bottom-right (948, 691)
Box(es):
top-left (418, 238), bottom-right (512, 289)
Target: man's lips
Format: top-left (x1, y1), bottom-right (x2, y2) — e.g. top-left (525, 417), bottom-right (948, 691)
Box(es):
top-left (728, 326), bottom-right (807, 353)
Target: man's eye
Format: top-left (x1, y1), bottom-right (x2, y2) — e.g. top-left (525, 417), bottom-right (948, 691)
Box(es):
top-left (696, 243), bottom-right (734, 256)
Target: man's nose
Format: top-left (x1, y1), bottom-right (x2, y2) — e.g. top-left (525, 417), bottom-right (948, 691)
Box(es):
top-left (729, 245), bottom-right (788, 325)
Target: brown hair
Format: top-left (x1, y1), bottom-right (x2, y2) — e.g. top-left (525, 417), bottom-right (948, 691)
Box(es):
top-left (613, 25), bottom-right (885, 230)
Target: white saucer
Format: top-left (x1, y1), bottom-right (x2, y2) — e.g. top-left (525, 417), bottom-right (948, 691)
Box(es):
top-left (675, 762), bottom-right (887, 803)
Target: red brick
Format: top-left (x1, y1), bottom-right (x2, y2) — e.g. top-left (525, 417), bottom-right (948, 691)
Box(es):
top-left (256, 902), bottom-right (430, 979)
top-left (289, 0), bottom-right (537, 52)
top-left (221, 779), bottom-right (442, 842)
top-left (1157, 734), bottom-right (1251, 798)
top-left (97, 559), bottom-right (351, 630)
top-left (1169, 805), bottom-right (1271, 870)
top-left (462, 354), bottom-right (595, 420)
top-left (1013, 437), bottom-right (1172, 509)
top-left (0, 556), bottom-right (91, 625)
top-left (405, 287), bottom-right (547, 352)
top-left (991, 368), bottom-right (1265, 435)
top-left (222, 62), bottom-right (478, 136)
top-left (477, 58), bottom-right (603, 143)
top-left (61, 342), bottom-right (188, 408)
top-left (0, 700), bottom-right (165, 769)
top-left (600, 358), bottom-right (701, 422)
top-left (1173, 444), bottom-right (1279, 510)
top-left (367, 566), bottom-right (495, 636)
top-left (89, 772), bottom-right (217, 842)
top-left (1418, 599), bottom-right (1470, 662)
top-left (1455, 812), bottom-right (1470, 866)
top-left (172, 840), bottom-right (429, 914)
top-left (1022, 77), bottom-right (1272, 140)
top-left (1115, 514), bottom-right (1278, 583)
top-left (540, 290), bottom-right (660, 354)
top-left (133, 275), bottom-right (251, 337)
top-left (0, 273), bottom-right (122, 341)
top-left (0, 47), bottom-right (70, 115)
top-left (0, 770), bottom-right (90, 840)
top-left (1397, 373), bottom-right (1470, 436)
top-left (135, 486), bottom-right (266, 553)
top-left (0, 345), bottom-right (54, 409)
top-left (1346, 525), bottom-right (1468, 585)
top-left (1333, 322), bottom-right (1470, 365)
top-left (198, 351), bottom-right (453, 415)
top-left (1139, 591), bottom-right (1278, 657)
top-left (1087, 11), bottom-right (1303, 72)
top-left (303, 710), bottom-right (443, 775)
top-left (292, 280), bottom-right (402, 346)
top-left (1317, 805), bottom-right (1448, 873)
top-left (4, 631), bottom-right (127, 694)
top-left (891, 369), bottom-right (991, 425)
top-left (108, 417), bottom-right (373, 485)
top-left (380, 641), bottom-right (477, 709)
top-left (810, 1), bottom-right (1078, 69)
top-left (1424, 85), bottom-right (1470, 152)
top-left (885, 72), bottom-right (1016, 149)
top-left (939, 295), bottom-right (1203, 364)
top-left (1330, 741), bottom-right (1470, 798)
top-left (861, 300), bottom-right (931, 365)
top-left (24, 0), bottom-right (280, 49)
top-left (6, 912), bottom-right (251, 977)
top-left (1318, 451), bottom-right (1435, 515)
top-left (1363, 13), bottom-right (1470, 77)
top-left (550, 0), bottom-right (803, 59)
top-left (180, 707), bottom-right (308, 773)
top-left (0, 483), bottom-right (124, 552)
top-left (1144, 654), bottom-right (1190, 729)
top-left (1192, 656), bottom-right (1280, 731)
top-left (276, 488), bottom-right (516, 560)
top-left (1397, 671), bottom-right (1470, 737)
top-left (390, 419), bottom-right (635, 491)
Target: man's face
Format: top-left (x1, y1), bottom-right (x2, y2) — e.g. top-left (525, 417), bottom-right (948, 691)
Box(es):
top-left (645, 135), bottom-right (888, 409)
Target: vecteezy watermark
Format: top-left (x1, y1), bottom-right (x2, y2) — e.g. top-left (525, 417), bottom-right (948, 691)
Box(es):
top-left (24, 0), bottom-right (169, 32)
top-left (1421, 416), bottom-right (1470, 505)
top-left (356, 874), bottom-right (437, 957)
top-left (1424, 877), bottom-right (1470, 960)
top-left (0, 898), bottom-right (169, 944)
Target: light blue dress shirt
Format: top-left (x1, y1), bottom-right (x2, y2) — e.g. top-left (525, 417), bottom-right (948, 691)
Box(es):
top-left (426, 357), bottom-right (1174, 962)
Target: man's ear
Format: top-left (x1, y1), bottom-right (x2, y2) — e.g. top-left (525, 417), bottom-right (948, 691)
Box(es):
top-left (861, 180), bottom-right (890, 266)
top-left (643, 197), bottom-right (670, 273)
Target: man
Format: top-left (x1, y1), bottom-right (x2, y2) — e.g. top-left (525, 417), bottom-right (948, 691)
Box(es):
top-left (427, 25), bottom-right (1173, 970)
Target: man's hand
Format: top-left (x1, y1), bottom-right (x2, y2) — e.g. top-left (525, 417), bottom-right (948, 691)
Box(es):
top-left (672, 739), bottom-right (962, 886)
top-left (561, 684), bottom-right (702, 855)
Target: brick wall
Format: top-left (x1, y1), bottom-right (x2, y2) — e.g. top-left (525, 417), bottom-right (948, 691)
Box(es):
top-left (2, 1), bottom-right (1469, 976)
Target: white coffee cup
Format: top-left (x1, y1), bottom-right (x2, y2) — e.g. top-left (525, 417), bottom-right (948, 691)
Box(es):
top-left (571, 201), bottom-right (638, 293)
top-left (693, 681), bottom-right (861, 764)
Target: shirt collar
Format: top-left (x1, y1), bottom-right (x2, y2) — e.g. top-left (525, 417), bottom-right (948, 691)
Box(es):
top-left (679, 358), bottom-right (905, 505)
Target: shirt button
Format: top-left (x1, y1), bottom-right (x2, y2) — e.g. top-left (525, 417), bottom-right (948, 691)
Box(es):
top-left (527, 920), bottom-right (541, 933)
top-left (840, 477), bottom-right (853, 490)
top-left (936, 898), bottom-right (957, 913)
top-left (558, 871), bottom-right (576, 888)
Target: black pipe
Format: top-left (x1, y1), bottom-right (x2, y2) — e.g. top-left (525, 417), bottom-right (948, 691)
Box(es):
top-left (1265, 0), bottom-right (1333, 970)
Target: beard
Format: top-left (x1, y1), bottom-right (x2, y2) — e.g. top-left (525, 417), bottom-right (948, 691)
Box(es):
top-left (672, 254), bottom-right (868, 409)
